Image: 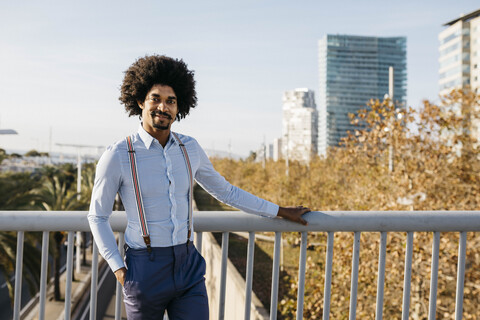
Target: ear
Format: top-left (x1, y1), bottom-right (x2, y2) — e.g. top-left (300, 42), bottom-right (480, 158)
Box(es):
top-left (137, 100), bottom-right (144, 109)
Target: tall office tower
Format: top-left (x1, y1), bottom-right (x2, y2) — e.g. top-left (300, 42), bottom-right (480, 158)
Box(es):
top-left (439, 9), bottom-right (480, 95)
top-left (282, 88), bottom-right (318, 162)
top-left (318, 35), bottom-right (407, 156)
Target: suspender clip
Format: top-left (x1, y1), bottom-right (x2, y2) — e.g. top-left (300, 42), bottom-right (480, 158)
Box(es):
top-left (143, 235), bottom-right (152, 253)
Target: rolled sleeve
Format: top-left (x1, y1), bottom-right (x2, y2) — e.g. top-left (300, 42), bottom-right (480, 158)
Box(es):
top-left (87, 146), bottom-right (125, 272)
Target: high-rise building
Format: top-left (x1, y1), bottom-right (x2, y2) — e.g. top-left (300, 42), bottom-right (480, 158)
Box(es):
top-left (282, 88), bottom-right (318, 162)
top-left (318, 34), bottom-right (407, 156)
top-left (439, 8), bottom-right (480, 143)
top-left (439, 9), bottom-right (480, 95)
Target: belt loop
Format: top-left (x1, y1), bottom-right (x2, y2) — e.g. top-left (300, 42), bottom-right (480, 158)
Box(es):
top-left (148, 248), bottom-right (155, 261)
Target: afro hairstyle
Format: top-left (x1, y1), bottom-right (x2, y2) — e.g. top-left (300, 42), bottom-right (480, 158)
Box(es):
top-left (119, 55), bottom-right (197, 121)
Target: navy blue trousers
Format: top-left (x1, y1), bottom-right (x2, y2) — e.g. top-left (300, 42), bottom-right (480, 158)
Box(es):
top-left (123, 242), bottom-right (209, 320)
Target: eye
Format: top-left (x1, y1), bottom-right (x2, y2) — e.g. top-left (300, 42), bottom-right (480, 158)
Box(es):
top-left (167, 99), bottom-right (176, 105)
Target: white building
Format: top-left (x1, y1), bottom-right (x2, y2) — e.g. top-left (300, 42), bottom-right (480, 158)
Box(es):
top-left (439, 9), bottom-right (480, 142)
top-left (272, 138), bottom-right (282, 161)
top-left (282, 88), bottom-right (318, 162)
top-left (439, 9), bottom-right (480, 95)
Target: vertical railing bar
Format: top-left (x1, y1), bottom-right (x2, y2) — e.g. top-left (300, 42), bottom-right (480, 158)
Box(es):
top-left (115, 233), bottom-right (125, 320)
top-left (76, 231), bottom-right (82, 274)
top-left (375, 231), bottom-right (388, 320)
top-left (454, 231), bottom-right (467, 320)
top-left (64, 231), bottom-right (74, 320)
top-left (13, 231), bottom-right (24, 320)
top-left (244, 232), bottom-right (256, 320)
top-left (348, 231), bottom-right (361, 320)
top-left (401, 231), bottom-right (414, 320)
top-left (196, 232), bottom-right (203, 255)
top-left (296, 231), bottom-right (308, 320)
top-left (428, 232), bottom-right (440, 320)
top-left (270, 232), bottom-right (282, 320)
top-left (89, 242), bottom-right (99, 320)
top-left (39, 231), bottom-right (49, 320)
top-left (323, 232), bottom-right (334, 320)
top-left (218, 232), bottom-right (229, 320)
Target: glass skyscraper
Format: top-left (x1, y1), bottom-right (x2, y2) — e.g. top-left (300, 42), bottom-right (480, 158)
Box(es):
top-left (318, 35), bottom-right (407, 156)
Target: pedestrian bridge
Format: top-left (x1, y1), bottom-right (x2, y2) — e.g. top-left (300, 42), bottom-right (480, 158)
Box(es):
top-left (1, 210), bottom-right (480, 320)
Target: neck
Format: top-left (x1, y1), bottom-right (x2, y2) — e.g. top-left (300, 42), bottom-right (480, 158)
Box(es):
top-left (143, 123), bottom-right (171, 147)
top-left (154, 130), bottom-right (170, 147)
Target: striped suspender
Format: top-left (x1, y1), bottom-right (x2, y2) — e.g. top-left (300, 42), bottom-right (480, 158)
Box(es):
top-left (125, 133), bottom-right (194, 251)
top-left (171, 132), bottom-right (194, 245)
top-left (126, 136), bottom-right (151, 252)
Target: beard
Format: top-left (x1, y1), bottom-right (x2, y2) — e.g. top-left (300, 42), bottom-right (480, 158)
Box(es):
top-left (151, 110), bottom-right (172, 130)
top-left (153, 122), bottom-right (170, 130)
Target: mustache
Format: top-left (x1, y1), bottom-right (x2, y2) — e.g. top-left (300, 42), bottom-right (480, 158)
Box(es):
top-left (150, 110), bottom-right (173, 120)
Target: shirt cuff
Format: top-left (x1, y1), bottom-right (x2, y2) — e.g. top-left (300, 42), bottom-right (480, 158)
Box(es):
top-left (264, 202), bottom-right (280, 218)
top-left (106, 254), bottom-right (125, 272)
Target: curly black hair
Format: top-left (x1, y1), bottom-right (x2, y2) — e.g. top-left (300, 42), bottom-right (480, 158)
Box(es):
top-left (119, 55), bottom-right (197, 121)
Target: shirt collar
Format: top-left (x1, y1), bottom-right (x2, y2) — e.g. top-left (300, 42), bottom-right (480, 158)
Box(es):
top-left (137, 124), bottom-right (176, 149)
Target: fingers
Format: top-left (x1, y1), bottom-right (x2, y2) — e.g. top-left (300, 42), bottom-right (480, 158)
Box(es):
top-left (278, 206), bottom-right (311, 226)
top-left (114, 267), bottom-right (127, 286)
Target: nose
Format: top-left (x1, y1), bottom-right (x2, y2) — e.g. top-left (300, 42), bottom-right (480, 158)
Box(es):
top-left (157, 101), bottom-right (168, 112)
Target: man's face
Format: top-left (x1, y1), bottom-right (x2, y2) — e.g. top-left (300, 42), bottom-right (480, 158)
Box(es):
top-left (139, 84), bottom-right (178, 133)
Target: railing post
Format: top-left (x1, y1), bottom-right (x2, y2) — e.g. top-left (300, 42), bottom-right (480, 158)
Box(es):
top-left (76, 231), bottom-right (82, 274)
top-left (428, 232), bottom-right (440, 320)
top-left (115, 233), bottom-right (125, 320)
top-left (196, 232), bottom-right (203, 255)
top-left (13, 231), bottom-right (24, 320)
top-left (64, 231), bottom-right (75, 320)
top-left (296, 231), bottom-right (308, 320)
top-left (90, 242), bottom-right (99, 320)
top-left (39, 231), bottom-right (49, 320)
top-left (401, 232), bottom-right (414, 320)
top-left (375, 231), bottom-right (387, 320)
top-left (323, 232), bottom-right (334, 320)
top-left (349, 232), bottom-right (361, 320)
top-left (270, 232), bottom-right (282, 320)
top-left (218, 232), bottom-right (229, 320)
top-left (244, 232), bottom-right (255, 320)
top-left (455, 231), bottom-right (467, 320)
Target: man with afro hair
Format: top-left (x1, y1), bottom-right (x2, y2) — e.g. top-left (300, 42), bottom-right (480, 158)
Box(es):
top-left (88, 55), bottom-right (310, 320)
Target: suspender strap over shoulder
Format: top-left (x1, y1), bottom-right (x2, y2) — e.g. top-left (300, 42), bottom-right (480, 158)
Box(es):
top-left (125, 135), bottom-right (152, 253)
top-left (171, 132), bottom-right (194, 245)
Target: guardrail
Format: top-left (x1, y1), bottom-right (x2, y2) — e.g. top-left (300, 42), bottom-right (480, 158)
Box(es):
top-left (1, 210), bottom-right (480, 320)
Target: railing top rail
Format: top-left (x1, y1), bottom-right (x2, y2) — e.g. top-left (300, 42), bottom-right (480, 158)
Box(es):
top-left (1, 210), bottom-right (480, 232)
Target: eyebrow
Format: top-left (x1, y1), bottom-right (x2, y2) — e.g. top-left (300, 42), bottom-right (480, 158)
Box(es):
top-left (150, 93), bottom-right (177, 100)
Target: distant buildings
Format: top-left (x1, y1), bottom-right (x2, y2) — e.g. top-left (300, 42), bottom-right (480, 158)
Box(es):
top-left (281, 88), bottom-right (318, 162)
top-left (317, 34), bottom-right (407, 155)
top-left (439, 8), bottom-right (480, 144)
top-left (439, 8), bottom-right (480, 95)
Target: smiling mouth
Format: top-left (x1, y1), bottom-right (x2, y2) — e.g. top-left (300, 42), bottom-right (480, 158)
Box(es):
top-left (151, 111), bottom-right (172, 120)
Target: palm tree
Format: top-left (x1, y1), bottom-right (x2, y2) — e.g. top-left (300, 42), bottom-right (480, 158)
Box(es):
top-left (0, 171), bottom-right (43, 306)
top-left (36, 165), bottom-right (83, 301)
top-left (0, 232), bottom-right (41, 307)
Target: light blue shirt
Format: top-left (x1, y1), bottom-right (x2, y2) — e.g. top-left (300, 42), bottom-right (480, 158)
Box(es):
top-left (88, 125), bottom-right (279, 272)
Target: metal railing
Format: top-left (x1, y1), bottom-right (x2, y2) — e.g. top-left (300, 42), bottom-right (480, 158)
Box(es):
top-left (1, 210), bottom-right (480, 320)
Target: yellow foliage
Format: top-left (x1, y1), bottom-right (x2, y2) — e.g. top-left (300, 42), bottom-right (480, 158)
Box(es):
top-left (210, 88), bottom-right (480, 319)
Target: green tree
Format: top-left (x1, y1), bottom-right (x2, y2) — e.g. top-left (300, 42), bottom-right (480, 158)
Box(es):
top-left (0, 171), bottom-right (42, 306)
top-left (36, 164), bottom-right (82, 301)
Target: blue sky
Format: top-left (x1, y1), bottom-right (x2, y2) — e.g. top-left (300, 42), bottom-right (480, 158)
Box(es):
top-left (0, 1), bottom-right (478, 157)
